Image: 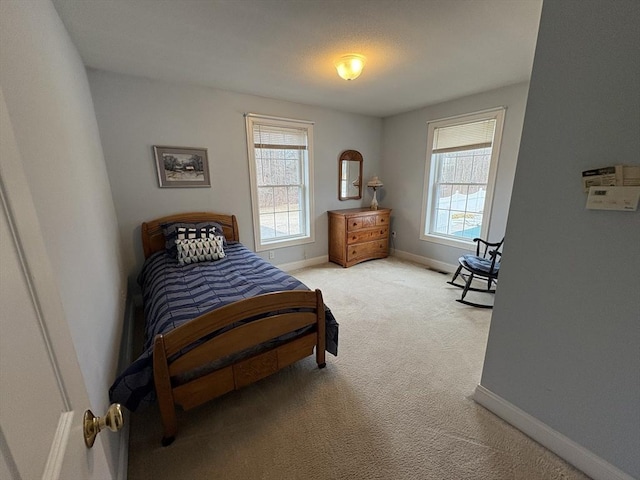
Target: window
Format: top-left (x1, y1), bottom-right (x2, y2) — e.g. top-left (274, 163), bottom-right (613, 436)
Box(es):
top-left (245, 114), bottom-right (314, 251)
top-left (420, 108), bottom-right (505, 247)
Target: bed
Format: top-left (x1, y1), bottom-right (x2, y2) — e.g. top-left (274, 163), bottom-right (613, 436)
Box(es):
top-left (109, 212), bottom-right (338, 445)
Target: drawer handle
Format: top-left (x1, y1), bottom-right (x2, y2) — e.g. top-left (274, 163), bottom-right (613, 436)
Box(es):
top-left (380, 218), bottom-right (385, 223)
top-left (352, 236), bottom-right (357, 241)
top-left (352, 222), bottom-right (358, 226)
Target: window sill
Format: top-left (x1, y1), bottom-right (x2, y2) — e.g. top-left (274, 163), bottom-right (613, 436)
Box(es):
top-left (419, 233), bottom-right (476, 251)
top-left (255, 235), bottom-right (314, 252)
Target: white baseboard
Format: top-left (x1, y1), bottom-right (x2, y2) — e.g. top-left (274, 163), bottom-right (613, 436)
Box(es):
top-left (278, 255), bottom-right (328, 272)
top-left (280, 250), bottom-right (457, 274)
top-left (391, 249), bottom-right (457, 274)
top-left (114, 290), bottom-right (137, 480)
top-left (116, 411), bottom-right (130, 480)
top-left (474, 384), bottom-right (635, 480)
top-left (132, 293), bottom-right (143, 308)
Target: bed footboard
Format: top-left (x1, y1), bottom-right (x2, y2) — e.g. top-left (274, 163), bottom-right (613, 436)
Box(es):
top-left (153, 289), bottom-right (326, 446)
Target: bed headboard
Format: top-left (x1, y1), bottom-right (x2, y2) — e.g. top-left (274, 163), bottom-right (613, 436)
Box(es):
top-left (141, 211), bottom-right (240, 258)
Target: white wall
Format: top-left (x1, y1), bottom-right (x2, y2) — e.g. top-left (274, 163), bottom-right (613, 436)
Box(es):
top-left (381, 82), bottom-right (530, 267)
top-left (0, 0), bottom-right (126, 475)
top-left (480, 1), bottom-right (640, 478)
top-left (88, 69), bottom-right (383, 280)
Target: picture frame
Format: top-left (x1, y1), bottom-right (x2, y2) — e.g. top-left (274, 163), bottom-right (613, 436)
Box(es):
top-left (153, 145), bottom-right (211, 188)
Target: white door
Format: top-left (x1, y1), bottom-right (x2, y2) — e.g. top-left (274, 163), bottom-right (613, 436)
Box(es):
top-left (0, 88), bottom-right (112, 479)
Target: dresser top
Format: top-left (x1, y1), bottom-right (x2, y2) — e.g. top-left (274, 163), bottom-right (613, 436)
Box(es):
top-left (327, 207), bottom-right (391, 216)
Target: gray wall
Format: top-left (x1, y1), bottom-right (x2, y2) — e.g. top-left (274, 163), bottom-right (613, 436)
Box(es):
top-left (381, 82), bottom-right (530, 267)
top-left (0, 0), bottom-right (126, 475)
top-left (88, 69), bottom-right (382, 280)
top-left (480, 1), bottom-right (640, 478)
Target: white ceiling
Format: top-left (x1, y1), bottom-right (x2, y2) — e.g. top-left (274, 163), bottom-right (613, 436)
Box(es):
top-left (52, 0), bottom-right (542, 117)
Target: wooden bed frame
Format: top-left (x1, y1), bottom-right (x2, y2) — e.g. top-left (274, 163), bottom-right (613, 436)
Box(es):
top-left (141, 212), bottom-right (326, 446)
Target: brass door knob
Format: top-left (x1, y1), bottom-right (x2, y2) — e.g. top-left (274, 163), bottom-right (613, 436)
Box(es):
top-left (83, 403), bottom-right (124, 448)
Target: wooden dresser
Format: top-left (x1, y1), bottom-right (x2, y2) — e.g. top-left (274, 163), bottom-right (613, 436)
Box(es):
top-left (328, 207), bottom-right (391, 267)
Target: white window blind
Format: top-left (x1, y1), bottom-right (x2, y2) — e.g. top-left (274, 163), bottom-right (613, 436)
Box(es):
top-left (253, 124), bottom-right (308, 150)
top-left (432, 119), bottom-right (497, 154)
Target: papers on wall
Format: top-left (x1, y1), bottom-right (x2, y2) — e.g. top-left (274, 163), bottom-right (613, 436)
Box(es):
top-left (622, 165), bottom-right (640, 186)
top-left (582, 164), bottom-right (640, 192)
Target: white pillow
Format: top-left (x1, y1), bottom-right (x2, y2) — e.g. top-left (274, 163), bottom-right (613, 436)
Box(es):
top-left (175, 235), bottom-right (225, 266)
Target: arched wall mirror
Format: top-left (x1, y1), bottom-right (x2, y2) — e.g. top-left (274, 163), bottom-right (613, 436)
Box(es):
top-left (338, 150), bottom-right (363, 200)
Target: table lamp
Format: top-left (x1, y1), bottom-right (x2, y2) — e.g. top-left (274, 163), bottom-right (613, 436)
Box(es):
top-left (367, 176), bottom-right (384, 210)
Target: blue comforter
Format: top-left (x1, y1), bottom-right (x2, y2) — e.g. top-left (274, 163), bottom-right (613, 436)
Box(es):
top-left (109, 242), bottom-right (338, 411)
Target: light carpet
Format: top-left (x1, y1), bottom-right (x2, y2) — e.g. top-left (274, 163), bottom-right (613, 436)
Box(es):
top-left (127, 257), bottom-right (590, 480)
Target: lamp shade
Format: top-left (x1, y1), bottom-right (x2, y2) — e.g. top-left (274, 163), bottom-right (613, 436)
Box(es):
top-left (335, 54), bottom-right (366, 81)
top-left (367, 176), bottom-right (383, 188)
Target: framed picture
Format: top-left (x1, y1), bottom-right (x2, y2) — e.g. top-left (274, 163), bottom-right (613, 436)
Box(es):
top-left (153, 145), bottom-right (211, 188)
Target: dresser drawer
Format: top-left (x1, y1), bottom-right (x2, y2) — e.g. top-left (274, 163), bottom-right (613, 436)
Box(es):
top-left (347, 226), bottom-right (389, 244)
top-left (347, 215), bottom-right (377, 231)
top-left (376, 214), bottom-right (389, 226)
top-left (347, 239), bottom-right (389, 262)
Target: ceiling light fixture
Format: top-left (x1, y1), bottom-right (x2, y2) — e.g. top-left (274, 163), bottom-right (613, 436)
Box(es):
top-left (334, 54), bottom-right (366, 81)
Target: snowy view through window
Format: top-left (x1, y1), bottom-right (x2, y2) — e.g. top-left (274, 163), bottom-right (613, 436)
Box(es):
top-left (432, 147), bottom-right (491, 239)
top-left (256, 147), bottom-right (304, 241)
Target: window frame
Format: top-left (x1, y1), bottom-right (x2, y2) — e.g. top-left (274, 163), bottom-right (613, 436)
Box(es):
top-left (419, 107), bottom-right (506, 249)
top-left (245, 113), bottom-right (315, 252)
